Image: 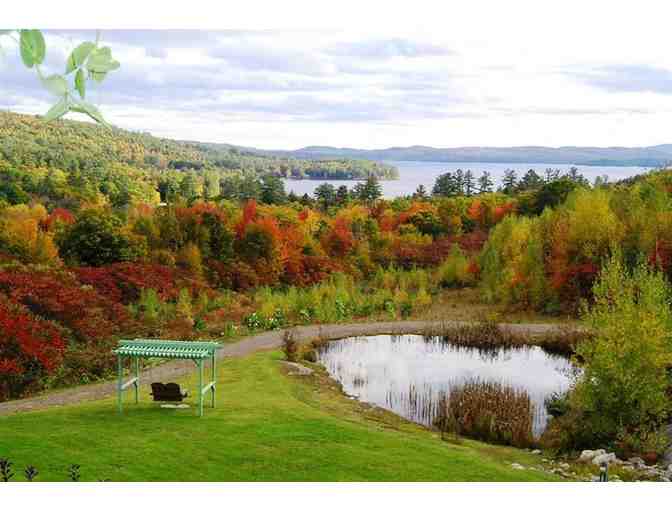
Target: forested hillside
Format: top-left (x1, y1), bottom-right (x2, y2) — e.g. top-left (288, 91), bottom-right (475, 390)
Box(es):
top-left (0, 111), bottom-right (398, 209)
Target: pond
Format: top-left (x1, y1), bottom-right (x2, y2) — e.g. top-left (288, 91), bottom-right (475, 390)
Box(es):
top-left (317, 334), bottom-right (576, 436)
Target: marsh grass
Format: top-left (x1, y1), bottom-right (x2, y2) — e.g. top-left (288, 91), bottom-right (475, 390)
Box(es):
top-left (422, 320), bottom-right (586, 356)
top-left (435, 379), bottom-right (535, 448)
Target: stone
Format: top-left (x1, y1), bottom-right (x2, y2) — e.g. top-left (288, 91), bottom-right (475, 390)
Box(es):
top-left (579, 449), bottom-right (605, 462)
top-left (559, 462), bottom-right (570, 469)
top-left (531, 449), bottom-right (542, 455)
top-left (592, 453), bottom-right (617, 466)
top-left (282, 361), bottom-right (314, 376)
top-left (628, 457), bottom-right (645, 466)
top-left (510, 463), bottom-right (525, 470)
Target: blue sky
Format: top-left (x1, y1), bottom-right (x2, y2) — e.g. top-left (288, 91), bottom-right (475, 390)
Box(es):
top-left (3, 26), bottom-right (672, 149)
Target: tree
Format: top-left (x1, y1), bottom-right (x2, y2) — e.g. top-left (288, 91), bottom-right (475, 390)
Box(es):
top-left (314, 183), bottom-right (337, 210)
top-left (463, 170), bottom-right (476, 196)
top-left (533, 177), bottom-right (579, 214)
top-left (412, 184), bottom-right (428, 200)
top-left (518, 169), bottom-right (543, 192)
top-left (576, 255), bottom-right (672, 444)
top-left (501, 169), bottom-right (518, 195)
top-left (260, 174), bottom-right (287, 205)
top-left (433, 172), bottom-right (460, 197)
top-left (477, 171), bottom-right (494, 194)
top-left (354, 175), bottom-right (382, 204)
top-left (336, 185), bottom-right (350, 205)
top-left (56, 210), bottom-right (137, 266)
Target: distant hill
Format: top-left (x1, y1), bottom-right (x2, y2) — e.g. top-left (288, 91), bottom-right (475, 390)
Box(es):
top-left (250, 144), bottom-right (672, 167)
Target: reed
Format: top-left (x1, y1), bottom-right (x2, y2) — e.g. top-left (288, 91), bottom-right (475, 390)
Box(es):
top-left (434, 378), bottom-right (535, 448)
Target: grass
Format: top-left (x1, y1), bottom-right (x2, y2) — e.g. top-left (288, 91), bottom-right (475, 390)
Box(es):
top-left (435, 379), bottom-right (535, 449)
top-left (0, 351), bottom-right (560, 482)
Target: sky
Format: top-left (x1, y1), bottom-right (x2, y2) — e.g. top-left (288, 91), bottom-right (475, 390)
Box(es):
top-left (4, 18), bottom-right (672, 150)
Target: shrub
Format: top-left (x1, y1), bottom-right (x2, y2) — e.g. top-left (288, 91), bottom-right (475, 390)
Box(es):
top-left (0, 296), bottom-right (66, 400)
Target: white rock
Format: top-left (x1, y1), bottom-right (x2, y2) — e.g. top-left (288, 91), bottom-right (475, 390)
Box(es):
top-left (531, 449), bottom-right (542, 455)
top-left (628, 457), bottom-right (645, 466)
top-left (282, 361), bottom-right (314, 376)
top-left (511, 463), bottom-right (525, 470)
top-left (579, 449), bottom-right (605, 462)
top-left (559, 462), bottom-right (570, 469)
top-left (592, 453), bottom-right (617, 466)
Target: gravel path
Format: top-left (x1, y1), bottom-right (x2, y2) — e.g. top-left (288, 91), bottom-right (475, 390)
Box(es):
top-left (0, 320), bottom-right (566, 416)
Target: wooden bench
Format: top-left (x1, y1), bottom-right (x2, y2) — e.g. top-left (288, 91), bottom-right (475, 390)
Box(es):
top-left (150, 382), bottom-right (188, 402)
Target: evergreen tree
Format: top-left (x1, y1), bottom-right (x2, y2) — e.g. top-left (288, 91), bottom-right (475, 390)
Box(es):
top-left (501, 169), bottom-right (518, 195)
top-left (260, 174), bottom-right (287, 205)
top-left (432, 172), bottom-right (460, 197)
top-left (477, 171), bottom-right (494, 194)
top-left (463, 170), bottom-right (476, 196)
top-left (518, 169), bottom-right (544, 192)
top-left (354, 174), bottom-right (382, 204)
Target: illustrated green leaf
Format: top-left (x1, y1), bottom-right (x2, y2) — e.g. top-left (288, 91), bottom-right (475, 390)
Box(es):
top-left (86, 46), bottom-right (120, 79)
top-left (66, 41), bottom-right (95, 74)
top-left (71, 100), bottom-right (108, 126)
top-left (42, 74), bottom-right (69, 96)
top-left (75, 68), bottom-right (86, 99)
top-left (43, 97), bottom-right (69, 122)
top-left (19, 29), bottom-right (45, 68)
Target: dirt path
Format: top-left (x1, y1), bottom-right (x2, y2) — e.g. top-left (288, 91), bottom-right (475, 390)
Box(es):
top-left (0, 320), bottom-right (567, 416)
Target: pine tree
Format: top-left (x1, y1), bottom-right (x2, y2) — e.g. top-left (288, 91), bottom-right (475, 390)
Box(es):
top-left (463, 170), bottom-right (476, 196)
top-left (433, 172), bottom-right (460, 197)
top-left (501, 169), bottom-right (518, 195)
top-left (477, 171), bottom-right (494, 194)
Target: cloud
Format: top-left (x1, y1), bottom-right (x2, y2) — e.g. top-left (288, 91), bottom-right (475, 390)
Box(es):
top-left (326, 38), bottom-right (453, 58)
top-left (572, 65), bottom-right (672, 94)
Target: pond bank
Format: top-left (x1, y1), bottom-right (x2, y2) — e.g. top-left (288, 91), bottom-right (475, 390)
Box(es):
top-left (0, 319), bottom-right (573, 416)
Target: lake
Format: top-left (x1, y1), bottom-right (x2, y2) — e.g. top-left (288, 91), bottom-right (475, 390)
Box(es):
top-left (284, 160), bottom-right (648, 198)
top-left (317, 334), bottom-right (576, 436)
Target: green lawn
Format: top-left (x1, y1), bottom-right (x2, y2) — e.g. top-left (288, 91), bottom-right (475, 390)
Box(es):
top-left (0, 352), bottom-right (559, 481)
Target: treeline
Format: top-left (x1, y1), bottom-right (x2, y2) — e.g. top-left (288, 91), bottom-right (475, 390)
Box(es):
top-left (0, 112), bottom-right (398, 208)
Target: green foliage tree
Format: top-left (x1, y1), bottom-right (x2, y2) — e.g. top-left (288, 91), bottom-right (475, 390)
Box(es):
top-left (56, 209), bottom-right (137, 266)
top-left (576, 254), bottom-right (672, 443)
top-left (314, 183), bottom-right (337, 210)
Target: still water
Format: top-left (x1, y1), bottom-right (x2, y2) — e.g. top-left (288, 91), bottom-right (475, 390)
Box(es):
top-left (317, 334), bottom-right (576, 435)
top-left (284, 160), bottom-right (647, 198)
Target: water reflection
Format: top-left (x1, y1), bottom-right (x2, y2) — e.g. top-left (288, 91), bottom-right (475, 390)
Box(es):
top-left (318, 334), bottom-right (576, 436)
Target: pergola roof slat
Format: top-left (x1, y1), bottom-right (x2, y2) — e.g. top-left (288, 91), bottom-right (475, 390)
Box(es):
top-left (113, 339), bottom-right (220, 360)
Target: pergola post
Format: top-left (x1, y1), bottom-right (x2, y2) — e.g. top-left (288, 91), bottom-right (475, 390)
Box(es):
top-left (134, 357), bottom-right (140, 404)
top-left (198, 358), bottom-right (204, 417)
top-left (117, 354), bottom-right (123, 414)
top-left (211, 353), bottom-right (216, 409)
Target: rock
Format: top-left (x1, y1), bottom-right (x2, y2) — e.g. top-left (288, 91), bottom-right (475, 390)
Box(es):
top-left (628, 457), bottom-right (645, 466)
top-left (559, 462), bottom-right (570, 469)
top-left (531, 449), bottom-right (542, 455)
top-left (511, 463), bottom-right (525, 470)
top-left (579, 449), bottom-right (606, 462)
top-left (282, 361), bottom-right (314, 376)
top-left (592, 453), bottom-right (617, 466)
top-left (659, 476), bottom-right (671, 482)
